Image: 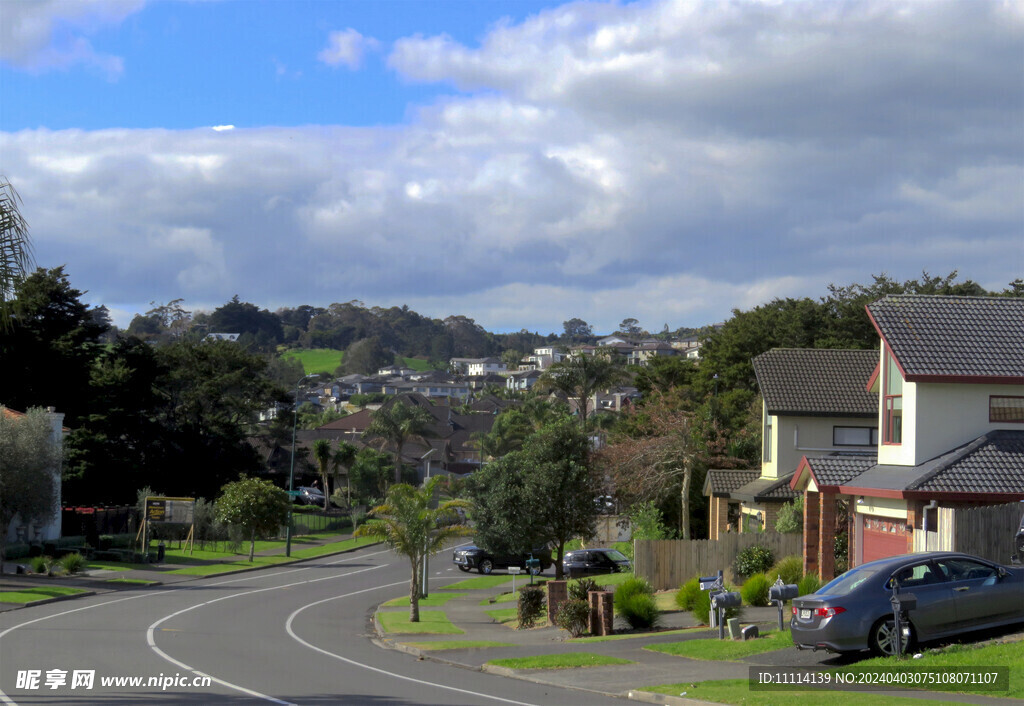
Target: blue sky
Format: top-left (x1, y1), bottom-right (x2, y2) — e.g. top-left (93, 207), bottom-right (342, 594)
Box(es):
top-left (1, 1), bottom-right (1021, 333)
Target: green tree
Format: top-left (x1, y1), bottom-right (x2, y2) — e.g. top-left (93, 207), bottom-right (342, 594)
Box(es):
top-left (501, 348), bottom-right (523, 370)
top-left (333, 440), bottom-right (358, 505)
top-left (774, 496), bottom-right (803, 534)
top-left (341, 336), bottom-right (393, 375)
top-left (208, 295), bottom-right (283, 349)
top-left (618, 318), bottom-right (643, 338)
top-left (0, 177), bottom-right (32, 328)
top-left (214, 476), bottom-right (290, 561)
top-left (0, 407), bottom-right (60, 564)
top-left (312, 439), bottom-right (333, 510)
top-left (354, 477), bottom-right (472, 621)
top-left (348, 447), bottom-right (393, 503)
top-left (471, 408), bottom-right (535, 461)
top-left (362, 400), bottom-right (434, 484)
top-left (562, 318), bottom-right (593, 341)
top-left (537, 352), bottom-right (630, 430)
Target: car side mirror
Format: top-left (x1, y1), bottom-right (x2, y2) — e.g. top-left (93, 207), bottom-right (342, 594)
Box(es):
top-left (998, 567), bottom-right (1009, 579)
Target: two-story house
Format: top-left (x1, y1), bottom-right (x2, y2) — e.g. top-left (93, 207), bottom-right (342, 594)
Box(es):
top-left (704, 349), bottom-right (878, 539)
top-left (791, 295), bottom-right (1024, 579)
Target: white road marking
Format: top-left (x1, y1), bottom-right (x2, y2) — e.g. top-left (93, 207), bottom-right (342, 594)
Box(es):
top-left (285, 587), bottom-right (542, 706)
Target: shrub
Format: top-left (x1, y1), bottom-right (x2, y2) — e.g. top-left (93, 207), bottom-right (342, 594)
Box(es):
top-left (4, 543), bottom-right (30, 560)
top-left (554, 598), bottom-right (591, 637)
top-left (798, 574), bottom-right (821, 596)
top-left (614, 576), bottom-right (654, 612)
top-left (691, 584), bottom-right (743, 625)
top-left (59, 553), bottom-right (87, 575)
top-left (734, 544), bottom-right (774, 578)
top-left (741, 573), bottom-right (771, 607)
top-left (350, 510), bottom-right (367, 532)
top-left (568, 577), bottom-right (599, 602)
top-left (517, 585), bottom-right (546, 629)
top-left (675, 577), bottom-right (700, 611)
top-left (618, 592), bottom-right (661, 630)
top-left (774, 497), bottom-right (804, 533)
top-left (769, 555), bottom-right (804, 585)
top-left (30, 555), bottom-right (60, 576)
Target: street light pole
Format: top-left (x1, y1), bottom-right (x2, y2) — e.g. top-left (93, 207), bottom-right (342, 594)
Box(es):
top-left (286, 373), bottom-right (315, 557)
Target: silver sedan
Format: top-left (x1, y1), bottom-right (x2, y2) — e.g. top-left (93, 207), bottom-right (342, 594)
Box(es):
top-left (791, 552), bottom-right (1024, 656)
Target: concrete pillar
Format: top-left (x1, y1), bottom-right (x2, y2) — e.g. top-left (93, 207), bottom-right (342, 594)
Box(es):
top-left (803, 492), bottom-right (819, 578)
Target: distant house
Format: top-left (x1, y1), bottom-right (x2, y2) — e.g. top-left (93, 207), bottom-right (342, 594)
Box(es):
top-left (206, 333), bottom-right (240, 342)
top-left (2, 407), bottom-right (65, 545)
top-left (506, 368), bottom-right (543, 391)
top-left (627, 341), bottom-right (678, 367)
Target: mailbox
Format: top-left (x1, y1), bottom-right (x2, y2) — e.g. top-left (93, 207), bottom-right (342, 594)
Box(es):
top-left (525, 557), bottom-right (540, 571)
top-left (699, 575), bottom-right (721, 591)
top-left (890, 591), bottom-right (917, 613)
top-left (711, 591), bottom-right (742, 609)
top-left (769, 584), bottom-right (799, 602)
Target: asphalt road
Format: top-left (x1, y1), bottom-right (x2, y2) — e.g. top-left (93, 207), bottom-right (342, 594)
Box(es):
top-left (0, 544), bottom-right (628, 705)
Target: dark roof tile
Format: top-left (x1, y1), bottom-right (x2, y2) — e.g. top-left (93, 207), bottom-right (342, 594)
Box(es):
top-left (752, 349), bottom-right (878, 416)
top-left (704, 469), bottom-right (759, 497)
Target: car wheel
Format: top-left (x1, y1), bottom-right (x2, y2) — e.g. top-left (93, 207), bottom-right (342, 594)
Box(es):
top-left (478, 559), bottom-right (493, 575)
top-left (869, 617), bottom-right (913, 656)
top-left (457, 565), bottom-right (471, 572)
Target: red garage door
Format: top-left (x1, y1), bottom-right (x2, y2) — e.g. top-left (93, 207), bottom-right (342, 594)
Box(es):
top-left (862, 515), bottom-right (909, 563)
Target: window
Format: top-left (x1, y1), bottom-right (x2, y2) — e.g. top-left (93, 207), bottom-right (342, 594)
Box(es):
top-left (883, 350), bottom-right (903, 445)
top-left (990, 396), bottom-right (1024, 423)
top-left (834, 426), bottom-right (878, 446)
top-left (763, 416), bottom-right (773, 462)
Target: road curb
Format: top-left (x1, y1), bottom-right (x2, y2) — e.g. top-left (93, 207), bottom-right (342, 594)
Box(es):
top-left (20, 590), bottom-right (97, 608)
top-left (626, 689), bottom-right (717, 706)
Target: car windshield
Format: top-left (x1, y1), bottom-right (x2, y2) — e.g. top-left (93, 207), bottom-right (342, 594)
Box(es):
top-left (816, 567), bottom-right (879, 596)
top-left (604, 549), bottom-right (629, 562)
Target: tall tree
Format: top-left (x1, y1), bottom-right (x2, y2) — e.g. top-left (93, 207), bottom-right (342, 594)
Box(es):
top-left (537, 352), bottom-right (630, 430)
top-left (562, 318), bottom-right (593, 341)
top-left (214, 477), bottom-right (290, 561)
top-left (0, 177), bottom-right (32, 328)
top-left (0, 407), bottom-right (60, 564)
top-left (618, 318), bottom-right (643, 338)
top-left (354, 477), bottom-right (471, 621)
top-left (333, 440), bottom-right (358, 505)
top-left (312, 439), bottom-right (333, 510)
top-left (341, 336), bottom-right (392, 375)
top-left (362, 400), bottom-right (435, 484)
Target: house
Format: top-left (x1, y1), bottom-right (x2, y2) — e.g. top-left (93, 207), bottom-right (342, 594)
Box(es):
top-left (448, 357), bottom-right (507, 376)
top-left (705, 348), bottom-right (878, 538)
top-left (522, 345), bottom-right (566, 371)
top-left (206, 332), bottom-right (240, 342)
top-left (790, 295), bottom-right (1024, 579)
top-left (2, 407), bottom-right (65, 545)
top-left (506, 368), bottom-right (543, 391)
top-left (627, 341), bottom-right (679, 367)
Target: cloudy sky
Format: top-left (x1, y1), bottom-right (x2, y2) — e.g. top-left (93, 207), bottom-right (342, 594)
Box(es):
top-left (1, 0), bottom-right (1021, 334)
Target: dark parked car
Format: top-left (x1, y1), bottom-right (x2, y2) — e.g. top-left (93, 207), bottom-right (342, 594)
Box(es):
top-left (452, 545), bottom-right (552, 575)
top-left (791, 552), bottom-right (1024, 656)
top-left (1014, 512), bottom-right (1024, 563)
top-left (562, 548), bottom-right (631, 578)
top-left (295, 486), bottom-right (326, 506)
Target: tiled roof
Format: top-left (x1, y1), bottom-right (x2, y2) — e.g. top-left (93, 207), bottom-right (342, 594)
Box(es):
top-left (732, 473), bottom-right (799, 503)
top-left (867, 295), bottom-right (1024, 380)
top-left (909, 430), bottom-right (1024, 494)
top-left (752, 349), bottom-right (878, 417)
top-left (704, 469), bottom-right (759, 497)
top-left (804, 454), bottom-right (877, 488)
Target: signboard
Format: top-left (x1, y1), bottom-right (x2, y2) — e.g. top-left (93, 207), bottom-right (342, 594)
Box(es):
top-left (507, 566), bottom-right (521, 575)
top-left (145, 497), bottom-right (195, 524)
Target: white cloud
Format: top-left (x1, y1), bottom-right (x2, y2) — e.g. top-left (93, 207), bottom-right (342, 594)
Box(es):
top-left (318, 28), bottom-right (379, 70)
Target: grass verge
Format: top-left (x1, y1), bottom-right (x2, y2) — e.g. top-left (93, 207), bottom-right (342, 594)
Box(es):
top-left (645, 630), bottom-right (793, 660)
top-left (573, 627), bottom-right (704, 643)
top-left (377, 610), bottom-right (464, 635)
top-left (488, 653), bottom-right (633, 670)
top-left (401, 640), bottom-right (514, 651)
top-left (106, 578), bottom-right (159, 585)
top-left (640, 680), bottom-right (930, 705)
top-left (0, 586), bottom-right (87, 603)
top-left (164, 536), bottom-right (377, 576)
top-left (383, 592), bottom-right (467, 607)
top-left (445, 575), bottom-right (514, 590)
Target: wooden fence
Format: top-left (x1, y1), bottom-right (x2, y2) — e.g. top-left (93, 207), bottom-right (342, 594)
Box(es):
top-left (950, 503), bottom-right (1023, 564)
top-left (634, 533), bottom-right (804, 591)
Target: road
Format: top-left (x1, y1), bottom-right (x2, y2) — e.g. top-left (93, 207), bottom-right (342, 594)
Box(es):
top-left (0, 544), bottom-right (628, 705)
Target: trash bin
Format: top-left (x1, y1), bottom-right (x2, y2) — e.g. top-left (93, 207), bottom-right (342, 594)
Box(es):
top-left (156, 542), bottom-right (166, 562)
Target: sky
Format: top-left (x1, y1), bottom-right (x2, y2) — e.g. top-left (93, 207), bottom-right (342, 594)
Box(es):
top-left (1, 0), bottom-right (1021, 335)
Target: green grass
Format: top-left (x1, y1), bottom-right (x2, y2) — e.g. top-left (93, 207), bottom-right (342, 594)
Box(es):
top-left (645, 630), bottom-right (793, 660)
top-left (444, 575), bottom-right (514, 590)
top-left (377, 611), bottom-right (464, 635)
top-left (281, 348), bottom-right (344, 375)
top-left (0, 586), bottom-right (88, 603)
top-left (401, 640), bottom-right (514, 651)
top-left (86, 561), bottom-right (146, 571)
top-left (487, 653), bottom-right (633, 670)
top-left (479, 584), bottom-right (548, 605)
top-left (383, 592), bottom-right (467, 607)
top-left (640, 680), bottom-right (933, 705)
top-left (106, 578), bottom-right (159, 585)
top-left (573, 627), bottom-right (704, 643)
top-left (589, 571), bottom-right (636, 588)
top-left (400, 357), bottom-right (433, 371)
top-left (485, 607), bottom-right (519, 624)
top-left (164, 536), bottom-right (377, 576)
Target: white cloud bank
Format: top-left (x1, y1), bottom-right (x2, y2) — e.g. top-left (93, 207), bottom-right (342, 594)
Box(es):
top-left (318, 28), bottom-right (380, 70)
top-left (3, 0), bottom-right (1022, 332)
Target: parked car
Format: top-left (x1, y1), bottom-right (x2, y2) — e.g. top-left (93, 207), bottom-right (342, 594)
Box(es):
top-left (791, 552), bottom-right (1024, 656)
top-left (295, 486), bottom-right (326, 506)
top-left (1014, 512), bottom-right (1024, 563)
top-left (452, 545), bottom-right (552, 575)
top-left (562, 548), bottom-right (632, 578)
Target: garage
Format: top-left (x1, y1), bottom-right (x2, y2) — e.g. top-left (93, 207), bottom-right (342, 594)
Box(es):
top-left (861, 515), bottom-right (909, 563)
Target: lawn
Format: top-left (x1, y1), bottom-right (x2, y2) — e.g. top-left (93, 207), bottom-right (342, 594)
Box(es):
top-left (0, 586), bottom-right (88, 603)
top-left (383, 592), bottom-right (467, 608)
top-left (401, 640), bottom-right (514, 650)
top-left (281, 348), bottom-right (344, 375)
top-left (165, 536), bottom-right (378, 575)
top-left (645, 630), bottom-right (793, 660)
top-left (485, 607), bottom-right (519, 624)
top-left (640, 680), bottom-right (934, 705)
top-left (573, 627), bottom-right (704, 643)
top-left (444, 575), bottom-right (514, 590)
top-left (377, 611), bottom-right (464, 635)
top-left (106, 578), bottom-right (159, 585)
top-left (487, 653), bottom-right (633, 670)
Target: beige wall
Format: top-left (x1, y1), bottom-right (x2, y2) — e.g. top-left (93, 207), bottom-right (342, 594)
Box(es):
top-left (766, 412), bottom-right (876, 480)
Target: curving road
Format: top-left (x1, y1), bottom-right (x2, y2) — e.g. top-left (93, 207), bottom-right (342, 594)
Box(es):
top-left (0, 544), bottom-right (627, 705)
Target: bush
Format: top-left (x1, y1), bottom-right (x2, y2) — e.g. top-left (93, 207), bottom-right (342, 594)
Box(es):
top-left (614, 576), bottom-right (654, 611)
top-left (769, 555), bottom-right (804, 585)
top-left (59, 553), bottom-right (87, 575)
top-left (618, 592), bottom-right (661, 630)
top-left (691, 584), bottom-right (743, 625)
top-left (4, 543), bottom-right (30, 560)
top-left (740, 573), bottom-right (771, 607)
top-left (774, 497), bottom-right (804, 533)
top-left (517, 585), bottom-right (546, 629)
top-left (30, 555), bottom-right (60, 576)
top-left (555, 598), bottom-right (591, 637)
top-left (798, 574), bottom-right (821, 596)
top-left (675, 577), bottom-right (700, 611)
top-left (734, 544), bottom-right (774, 578)
top-left (568, 577), bottom-right (599, 602)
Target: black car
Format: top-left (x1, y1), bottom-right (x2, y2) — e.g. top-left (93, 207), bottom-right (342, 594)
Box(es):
top-left (562, 548), bottom-right (631, 578)
top-left (295, 486), bottom-right (326, 506)
top-left (1014, 511), bottom-right (1024, 563)
top-left (452, 545), bottom-right (552, 575)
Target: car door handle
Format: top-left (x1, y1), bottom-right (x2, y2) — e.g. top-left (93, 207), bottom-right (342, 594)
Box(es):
top-left (954, 586), bottom-right (970, 592)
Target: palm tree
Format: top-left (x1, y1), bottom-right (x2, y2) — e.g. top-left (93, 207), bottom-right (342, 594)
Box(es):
top-left (362, 400), bottom-right (434, 484)
top-left (312, 439), bottom-right (333, 511)
top-left (537, 352), bottom-right (630, 430)
top-left (333, 440), bottom-right (358, 505)
top-left (354, 477), bottom-right (472, 621)
top-left (0, 177), bottom-right (33, 327)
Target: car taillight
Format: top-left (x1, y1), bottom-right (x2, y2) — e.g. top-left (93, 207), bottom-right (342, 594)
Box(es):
top-left (815, 606), bottom-right (846, 618)
top-left (791, 606), bottom-right (798, 615)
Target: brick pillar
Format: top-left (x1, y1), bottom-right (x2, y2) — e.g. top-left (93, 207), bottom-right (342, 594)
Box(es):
top-left (847, 507), bottom-right (856, 570)
top-left (593, 591), bottom-right (614, 636)
top-left (547, 580), bottom-right (568, 625)
top-left (589, 590), bottom-right (601, 633)
top-left (763, 504), bottom-right (778, 533)
top-left (819, 492), bottom-right (837, 581)
top-left (803, 492), bottom-right (819, 578)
